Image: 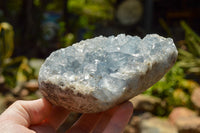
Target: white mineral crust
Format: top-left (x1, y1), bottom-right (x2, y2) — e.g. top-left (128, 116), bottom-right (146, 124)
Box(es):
top-left (39, 34), bottom-right (178, 113)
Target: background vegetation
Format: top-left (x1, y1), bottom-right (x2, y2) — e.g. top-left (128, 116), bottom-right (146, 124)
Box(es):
top-left (0, 0), bottom-right (200, 119)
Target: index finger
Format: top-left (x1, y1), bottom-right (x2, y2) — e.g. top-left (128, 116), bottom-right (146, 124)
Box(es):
top-left (67, 101), bottom-right (133, 133)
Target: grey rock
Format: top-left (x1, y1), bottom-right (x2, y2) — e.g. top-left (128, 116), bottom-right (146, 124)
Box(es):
top-left (169, 107), bottom-right (197, 124)
top-left (39, 34), bottom-right (178, 113)
top-left (129, 94), bottom-right (162, 112)
top-left (169, 107), bottom-right (200, 133)
top-left (24, 79), bottom-right (38, 92)
top-left (175, 117), bottom-right (200, 133)
top-left (191, 88), bottom-right (200, 109)
top-left (140, 117), bottom-right (178, 133)
top-left (127, 112), bottom-right (153, 133)
top-left (124, 125), bottom-right (138, 133)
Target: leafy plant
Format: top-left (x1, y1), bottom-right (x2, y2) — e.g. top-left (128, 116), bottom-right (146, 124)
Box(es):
top-left (47, 0), bottom-right (115, 48)
top-left (68, 0), bottom-right (114, 20)
top-left (177, 21), bottom-right (200, 75)
top-left (0, 22), bottom-right (14, 69)
top-left (2, 56), bottom-right (33, 88)
top-left (0, 22), bottom-right (35, 88)
top-left (144, 64), bottom-right (199, 116)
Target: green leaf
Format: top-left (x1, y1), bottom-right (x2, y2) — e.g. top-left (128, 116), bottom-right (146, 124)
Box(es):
top-left (0, 22), bottom-right (14, 67)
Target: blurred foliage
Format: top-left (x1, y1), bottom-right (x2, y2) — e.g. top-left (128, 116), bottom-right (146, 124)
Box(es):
top-left (57, 0), bottom-right (115, 47)
top-left (58, 21), bottom-right (75, 48)
top-left (2, 56), bottom-right (30, 88)
top-left (147, 20), bottom-right (200, 116)
top-left (45, 0), bottom-right (115, 19)
top-left (68, 0), bottom-right (114, 20)
top-left (1, 1), bottom-right (200, 118)
top-left (158, 18), bottom-right (172, 37)
top-left (0, 0), bottom-right (116, 57)
top-left (0, 22), bottom-right (41, 88)
top-left (144, 64), bottom-right (199, 116)
top-left (177, 21), bottom-right (200, 75)
top-left (0, 22), bottom-right (14, 67)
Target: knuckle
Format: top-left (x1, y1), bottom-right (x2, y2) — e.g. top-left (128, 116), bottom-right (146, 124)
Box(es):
top-left (13, 100), bottom-right (24, 106)
top-left (12, 100), bottom-right (27, 110)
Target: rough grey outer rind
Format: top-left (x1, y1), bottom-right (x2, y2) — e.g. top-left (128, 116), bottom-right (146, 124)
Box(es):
top-left (39, 51), bottom-right (177, 113)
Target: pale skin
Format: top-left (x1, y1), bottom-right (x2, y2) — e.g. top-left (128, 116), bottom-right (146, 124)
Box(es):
top-left (0, 98), bottom-right (133, 133)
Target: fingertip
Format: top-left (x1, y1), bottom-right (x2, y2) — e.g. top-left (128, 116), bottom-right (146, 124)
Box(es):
top-left (93, 101), bottom-right (134, 133)
top-left (122, 101), bottom-right (134, 113)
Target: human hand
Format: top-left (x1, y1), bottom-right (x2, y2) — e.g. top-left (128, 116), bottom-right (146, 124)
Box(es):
top-left (0, 98), bottom-right (133, 133)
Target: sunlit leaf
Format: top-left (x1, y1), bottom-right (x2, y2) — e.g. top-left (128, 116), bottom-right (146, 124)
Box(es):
top-left (0, 22), bottom-right (14, 67)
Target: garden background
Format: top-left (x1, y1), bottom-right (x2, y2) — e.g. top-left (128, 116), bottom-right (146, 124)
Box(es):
top-left (1, 0), bottom-right (200, 132)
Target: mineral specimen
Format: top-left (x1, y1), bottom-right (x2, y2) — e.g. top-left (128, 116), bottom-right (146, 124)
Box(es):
top-left (39, 34), bottom-right (178, 113)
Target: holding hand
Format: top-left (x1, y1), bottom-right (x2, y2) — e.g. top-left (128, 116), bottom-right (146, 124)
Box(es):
top-left (0, 98), bottom-right (133, 133)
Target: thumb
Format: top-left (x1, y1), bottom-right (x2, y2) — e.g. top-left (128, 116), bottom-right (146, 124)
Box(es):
top-left (0, 98), bottom-right (53, 127)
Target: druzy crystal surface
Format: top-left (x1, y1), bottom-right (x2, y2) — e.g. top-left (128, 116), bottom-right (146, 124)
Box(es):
top-left (39, 34), bottom-right (178, 113)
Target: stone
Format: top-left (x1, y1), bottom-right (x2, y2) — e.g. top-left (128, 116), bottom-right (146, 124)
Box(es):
top-left (24, 79), bottom-right (39, 92)
top-left (129, 94), bottom-right (162, 112)
top-left (140, 117), bottom-right (178, 133)
top-left (0, 76), bottom-right (5, 84)
top-left (39, 34), bottom-right (178, 113)
top-left (191, 88), bottom-right (200, 109)
top-left (128, 112), bottom-right (153, 133)
top-left (169, 107), bottom-right (200, 133)
top-left (174, 117), bottom-right (200, 133)
top-left (20, 89), bottom-right (29, 97)
top-left (169, 107), bottom-right (197, 124)
top-left (124, 125), bottom-right (138, 133)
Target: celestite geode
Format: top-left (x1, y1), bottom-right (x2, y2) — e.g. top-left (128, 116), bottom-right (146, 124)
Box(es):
top-left (39, 34), bottom-right (178, 113)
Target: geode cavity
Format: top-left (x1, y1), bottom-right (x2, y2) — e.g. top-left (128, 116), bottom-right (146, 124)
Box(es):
top-left (39, 34), bottom-right (178, 113)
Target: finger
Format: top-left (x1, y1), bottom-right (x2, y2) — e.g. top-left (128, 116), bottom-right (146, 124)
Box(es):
top-left (0, 98), bottom-right (52, 127)
top-left (93, 101), bottom-right (133, 133)
top-left (67, 112), bottom-right (103, 133)
top-left (42, 105), bottom-right (70, 130)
